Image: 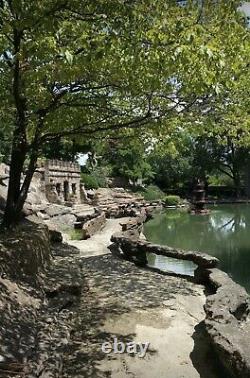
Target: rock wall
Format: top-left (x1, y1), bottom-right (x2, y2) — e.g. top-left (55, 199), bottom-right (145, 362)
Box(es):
top-left (111, 231), bottom-right (218, 271)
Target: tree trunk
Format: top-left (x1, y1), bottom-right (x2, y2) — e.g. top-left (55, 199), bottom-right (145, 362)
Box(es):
top-left (2, 150), bottom-right (38, 228)
top-left (233, 174), bottom-right (241, 199)
top-left (2, 124), bottom-right (28, 227)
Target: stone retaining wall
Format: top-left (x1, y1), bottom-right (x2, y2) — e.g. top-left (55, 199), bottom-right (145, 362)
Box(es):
top-left (110, 215), bottom-right (250, 378)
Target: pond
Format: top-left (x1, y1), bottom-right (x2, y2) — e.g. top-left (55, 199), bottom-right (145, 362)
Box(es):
top-left (144, 204), bottom-right (250, 292)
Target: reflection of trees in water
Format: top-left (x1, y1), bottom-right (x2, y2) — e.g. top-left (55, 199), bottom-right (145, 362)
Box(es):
top-left (144, 206), bottom-right (250, 292)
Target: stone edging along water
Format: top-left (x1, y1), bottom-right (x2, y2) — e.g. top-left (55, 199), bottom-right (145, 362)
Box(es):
top-left (109, 213), bottom-right (250, 378)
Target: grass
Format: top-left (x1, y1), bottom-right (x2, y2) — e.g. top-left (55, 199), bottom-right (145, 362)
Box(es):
top-left (69, 229), bottom-right (83, 240)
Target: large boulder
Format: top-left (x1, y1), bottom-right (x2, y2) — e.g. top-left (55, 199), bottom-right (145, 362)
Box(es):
top-left (0, 220), bottom-right (51, 283)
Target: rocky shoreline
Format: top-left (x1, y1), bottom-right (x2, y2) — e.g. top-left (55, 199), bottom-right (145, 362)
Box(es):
top-left (0, 217), bottom-right (213, 378)
top-left (1, 196), bottom-right (250, 377)
top-left (111, 212), bottom-right (250, 378)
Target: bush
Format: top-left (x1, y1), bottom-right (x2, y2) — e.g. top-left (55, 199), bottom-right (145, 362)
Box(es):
top-left (141, 185), bottom-right (165, 201)
top-left (81, 173), bottom-right (100, 189)
top-left (81, 167), bottom-right (109, 189)
top-left (163, 195), bottom-right (181, 206)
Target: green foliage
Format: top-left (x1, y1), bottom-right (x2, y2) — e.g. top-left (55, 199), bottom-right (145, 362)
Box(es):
top-left (147, 132), bottom-right (194, 190)
top-left (1, 0), bottom-right (250, 225)
top-left (100, 137), bottom-right (154, 185)
top-left (81, 173), bottom-right (99, 190)
top-left (81, 166), bottom-right (108, 189)
top-left (0, 126), bottom-right (11, 163)
top-left (140, 185), bottom-right (165, 201)
top-left (69, 229), bottom-right (83, 241)
top-left (0, 1), bottom-right (247, 148)
top-left (41, 139), bottom-right (90, 161)
top-left (163, 195), bottom-right (181, 206)
top-left (208, 174), bottom-right (234, 187)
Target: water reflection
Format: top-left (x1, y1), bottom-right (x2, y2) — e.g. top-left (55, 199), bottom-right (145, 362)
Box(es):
top-left (147, 253), bottom-right (196, 276)
top-left (144, 204), bottom-right (250, 292)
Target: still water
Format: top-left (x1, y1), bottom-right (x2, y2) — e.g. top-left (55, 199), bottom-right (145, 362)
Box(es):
top-left (144, 204), bottom-right (250, 292)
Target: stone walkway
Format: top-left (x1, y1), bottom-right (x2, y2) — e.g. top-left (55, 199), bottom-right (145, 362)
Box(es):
top-left (64, 218), bottom-right (131, 257)
top-left (57, 221), bottom-right (224, 378)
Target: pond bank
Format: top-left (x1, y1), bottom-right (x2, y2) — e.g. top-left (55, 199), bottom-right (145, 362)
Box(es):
top-left (113, 211), bottom-right (250, 378)
top-left (64, 217), bottom-right (131, 257)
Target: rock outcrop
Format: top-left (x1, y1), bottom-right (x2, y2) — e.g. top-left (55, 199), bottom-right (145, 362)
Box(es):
top-left (111, 232), bottom-right (218, 271)
top-left (0, 220), bottom-right (51, 283)
top-left (204, 269), bottom-right (250, 378)
top-left (0, 221), bottom-right (85, 377)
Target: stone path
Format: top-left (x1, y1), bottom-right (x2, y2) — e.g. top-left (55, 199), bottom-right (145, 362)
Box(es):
top-left (64, 218), bottom-right (131, 257)
top-left (57, 221), bottom-right (224, 378)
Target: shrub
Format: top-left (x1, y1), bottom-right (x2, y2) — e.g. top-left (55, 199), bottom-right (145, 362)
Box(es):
top-left (141, 185), bottom-right (165, 201)
top-left (81, 173), bottom-right (99, 189)
top-left (81, 167), bottom-right (109, 189)
top-left (163, 195), bottom-right (181, 206)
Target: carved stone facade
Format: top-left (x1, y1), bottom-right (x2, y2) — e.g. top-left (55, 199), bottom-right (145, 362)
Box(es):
top-left (38, 160), bottom-right (81, 204)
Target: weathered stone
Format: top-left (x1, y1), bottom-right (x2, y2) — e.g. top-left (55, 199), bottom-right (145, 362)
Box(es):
top-left (0, 221), bottom-right (51, 282)
top-left (82, 212), bottom-right (106, 239)
top-left (37, 159), bottom-right (82, 205)
top-left (93, 188), bottom-right (145, 217)
top-left (43, 204), bottom-right (72, 218)
top-left (204, 268), bottom-right (250, 378)
top-left (72, 204), bottom-right (96, 222)
top-left (111, 234), bottom-right (218, 269)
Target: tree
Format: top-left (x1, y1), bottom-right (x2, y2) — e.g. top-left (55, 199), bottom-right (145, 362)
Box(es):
top-left (0, 123), bottom-right (11, 163)
top-left (192, 136), bottom-right (249, 196)
top-left (102, 137), bottom-right (154, 186)
top-left (0, 0), bottom-right (248, 226)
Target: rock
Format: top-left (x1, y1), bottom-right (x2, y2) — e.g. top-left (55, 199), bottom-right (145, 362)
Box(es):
top-left (204, 268), bottom-right (250, 378)
top-left (52, 213), bottom-right (77, 226)
top-left (111, 234), bottom-right (218, 269)
top-left (43, 204), bottom-right (72, 218)
top-left (0, 221), bottom-right (51, 282)
top-left (82, 212), bottom-right (106, 239)
top-left (37, 211), bottom-right (50, 220)
top-left (49, 229), bottom-right (63, 243)
top-left (72, 204), bottom-right (96, 222)
top-left (93, 188), bottom-right (144, 217)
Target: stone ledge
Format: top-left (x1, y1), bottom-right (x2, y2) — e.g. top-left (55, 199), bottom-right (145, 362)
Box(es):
top-left (204, 268), bottom-right (250, 378)
top-left (111, 233), bottom-right (218, 269)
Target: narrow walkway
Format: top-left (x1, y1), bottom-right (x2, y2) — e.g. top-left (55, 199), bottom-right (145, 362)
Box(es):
top-left (64, 218), bottom-right (130, 257)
